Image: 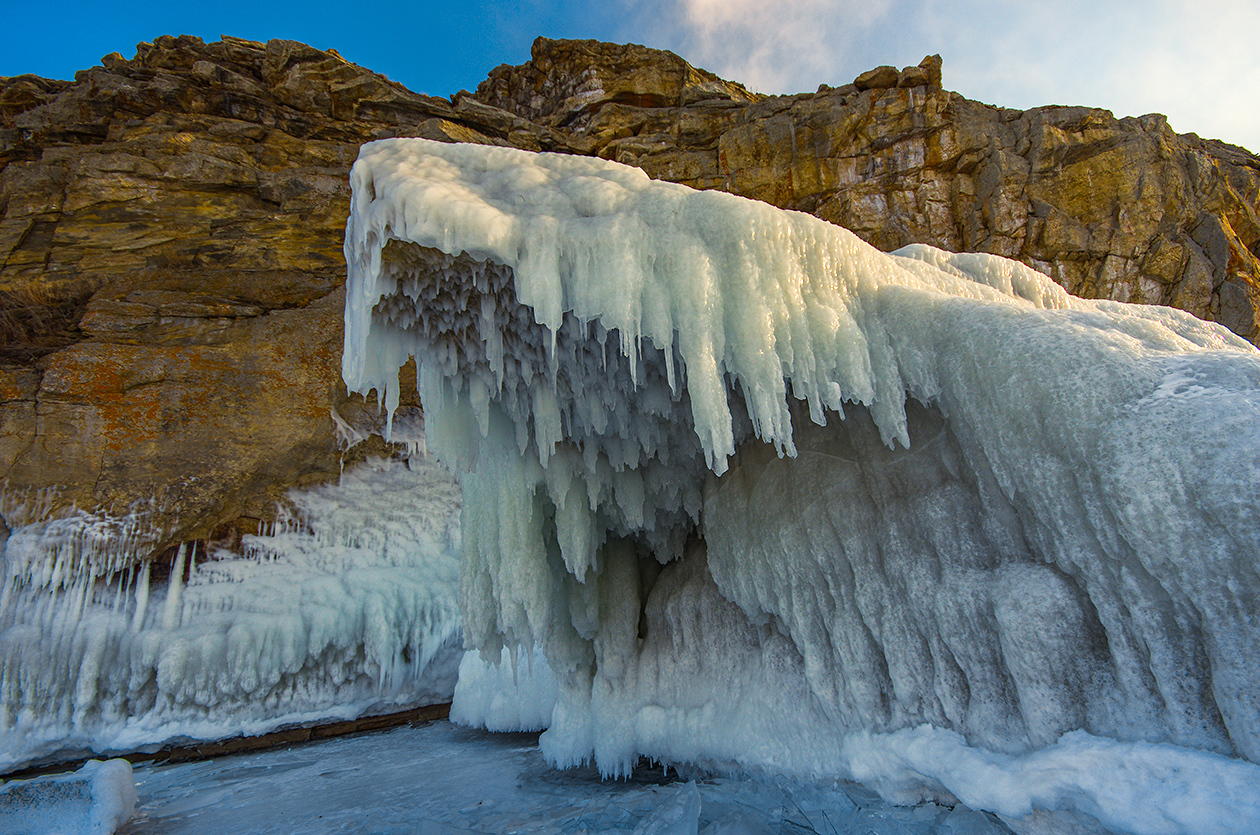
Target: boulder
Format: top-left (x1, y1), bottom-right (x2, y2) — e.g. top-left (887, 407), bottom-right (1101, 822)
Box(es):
top-left (854, 65), bottom-right (899, 90)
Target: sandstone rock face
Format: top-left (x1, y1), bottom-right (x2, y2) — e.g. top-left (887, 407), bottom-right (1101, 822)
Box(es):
top-left (473, 38), bottom-right (762, 130)
top-left (0, 35), bottom-right (526, 548)
top-left (2, 34), bottom-right (1259, 559)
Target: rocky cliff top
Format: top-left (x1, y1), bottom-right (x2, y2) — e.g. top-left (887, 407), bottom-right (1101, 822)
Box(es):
top-left (473, 37), bottom-right (763, 127)
top-left (470, 40), bottom-right (1260, 342)
top-left (2, 34), bottom-right (1259, 562)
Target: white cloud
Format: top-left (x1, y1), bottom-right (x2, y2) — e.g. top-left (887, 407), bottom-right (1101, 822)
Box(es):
top-left (625, 0), bottom-right (897, 93)
top-left (938, 0), bottom-right (1260, 150)
top-left (696, 0), bottom-right (894, 92)
top-left (620, 0), bottom-right (1260, 152)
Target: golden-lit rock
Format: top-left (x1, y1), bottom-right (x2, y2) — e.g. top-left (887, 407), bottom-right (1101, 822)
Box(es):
top-left (0, 35), bottom-right (510, 549)
top-left (855, 65), bottom-right (899, 91)
top-left (474, 38), bottom-right (763, 128)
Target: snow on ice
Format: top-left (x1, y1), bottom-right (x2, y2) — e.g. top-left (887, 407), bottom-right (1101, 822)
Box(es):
top-left (343, 138), bottom-right (1260, 835)
top-left (0, 455), bottom-right (462, 770)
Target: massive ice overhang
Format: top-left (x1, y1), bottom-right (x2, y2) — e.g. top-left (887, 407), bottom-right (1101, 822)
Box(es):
top-left (344, 139), bottom-right (1260, 823)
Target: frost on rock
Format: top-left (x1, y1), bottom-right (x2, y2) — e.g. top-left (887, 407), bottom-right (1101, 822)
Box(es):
top-left (0, 457), bottom-right (462, 770)
top-left (344, 139), bottom-right (1260, 832)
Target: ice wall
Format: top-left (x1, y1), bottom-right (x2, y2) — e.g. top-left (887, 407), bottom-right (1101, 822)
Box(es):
top-left (0, 456), bottom-right (462, 770)
top-left (344, 139), bottom-right (1260, 832)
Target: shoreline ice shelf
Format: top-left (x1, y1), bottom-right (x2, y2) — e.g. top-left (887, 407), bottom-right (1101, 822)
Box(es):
top-left (0, 455), bottom-right (463, 771)
top-left (344, 138), bottom-right (1260, 835)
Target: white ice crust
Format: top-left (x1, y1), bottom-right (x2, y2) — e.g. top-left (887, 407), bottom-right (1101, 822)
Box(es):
top-left (345, 139), bottom-right (1260, 834)
top-left (0, 758), bottom-right (136, 835)
top-left (0, 457), bottom-right (462, 769)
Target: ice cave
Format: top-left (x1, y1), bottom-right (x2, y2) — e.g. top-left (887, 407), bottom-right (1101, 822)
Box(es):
top-left (339, 138), bottom-right (1260, 833)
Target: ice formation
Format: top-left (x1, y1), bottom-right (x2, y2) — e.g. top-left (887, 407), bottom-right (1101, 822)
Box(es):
top-left (344, 138), bottom-right (1260, 834)
top-left (0, 758), bottom-right (136, 835)
top-left (0, 455), bottom-right (462, 769)
top-left (450, 646), bottom-right (557, 732)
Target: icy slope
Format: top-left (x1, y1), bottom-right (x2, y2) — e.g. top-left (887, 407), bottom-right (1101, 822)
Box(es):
top-left (344, 139), bottom-right (1260, 832)
top-left (0, 456), bottom-right (462, 770)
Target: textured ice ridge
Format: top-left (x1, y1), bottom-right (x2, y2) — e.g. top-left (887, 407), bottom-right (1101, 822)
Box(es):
top-left (344, 139), bottom-right (1260, 831)
top-left (0, 758), bottom-right (136, 835)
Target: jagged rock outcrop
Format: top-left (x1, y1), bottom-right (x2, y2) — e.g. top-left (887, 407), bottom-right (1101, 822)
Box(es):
top-left (2, 34), bottom-right (1259, 559)
top-left (472, 38), bottom-right (762, 129)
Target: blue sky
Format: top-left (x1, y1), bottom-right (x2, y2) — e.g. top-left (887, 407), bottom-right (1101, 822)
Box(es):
top-left (5, 0), bottom-right (1258, 153)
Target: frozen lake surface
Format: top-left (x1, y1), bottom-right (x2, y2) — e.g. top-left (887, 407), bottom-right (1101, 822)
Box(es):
top-left (122, 720), bottom-right (1012, 834)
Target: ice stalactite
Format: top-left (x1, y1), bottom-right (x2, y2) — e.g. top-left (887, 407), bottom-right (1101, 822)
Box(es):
top-left (344, 138), bottom-right (1260, 835)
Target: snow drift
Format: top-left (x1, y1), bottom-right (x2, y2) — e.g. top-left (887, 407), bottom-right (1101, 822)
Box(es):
top-left (344, 139), bottom-right (1260, 832)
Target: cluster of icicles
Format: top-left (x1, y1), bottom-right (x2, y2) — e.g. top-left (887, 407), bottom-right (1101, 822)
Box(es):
top-left (0, 455), bottom-right (463, 769)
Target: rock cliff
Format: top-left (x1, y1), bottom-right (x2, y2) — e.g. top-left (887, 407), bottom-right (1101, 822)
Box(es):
top-left (2, 34), bottom-right (1258, 559)
top-left (0, 36), bottom-right (510, 550)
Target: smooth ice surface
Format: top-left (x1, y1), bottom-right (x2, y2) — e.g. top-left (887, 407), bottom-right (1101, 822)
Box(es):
top-left (123, 720), bottom-right (1015, 835)
top-left (345, 139), bottom-right (1260, 834)
top-left (0, 758), bottom-right (136, 835)
top-left (0, 456), bottom-right (462, 770)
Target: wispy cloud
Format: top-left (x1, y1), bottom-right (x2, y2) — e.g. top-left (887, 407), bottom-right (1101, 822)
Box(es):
top-left (620, 0), bottom-right (1260, 152)
top-left (937, 0), bottom-right (1260, 149)
top-left (669, 0), bottom-right (894, 92)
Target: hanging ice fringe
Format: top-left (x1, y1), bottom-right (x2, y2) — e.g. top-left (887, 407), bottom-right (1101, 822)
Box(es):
top-left (0, 457), bottom-right (463, 769)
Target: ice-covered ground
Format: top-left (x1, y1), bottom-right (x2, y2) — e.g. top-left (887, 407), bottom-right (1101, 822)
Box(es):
top-left (122, 720), bottom-right (1014, 835)
top-left (0, 455), bottom-right (463, 770)
top-left (453, 650), bottom-right (1260, 835)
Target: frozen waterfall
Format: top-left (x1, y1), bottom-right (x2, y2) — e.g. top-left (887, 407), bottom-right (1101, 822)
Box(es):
top-left (344, 138), bottom-right (1260, 834)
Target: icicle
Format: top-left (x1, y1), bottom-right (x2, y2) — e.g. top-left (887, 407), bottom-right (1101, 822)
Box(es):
top-left (161, 544), bottom-right (186, 631)
top-left (0, 573), bottom-right (13, 622)
top-left (130, 562), bottom-right (150, 632)
top-left (110, 568), bottom-right (126, 613)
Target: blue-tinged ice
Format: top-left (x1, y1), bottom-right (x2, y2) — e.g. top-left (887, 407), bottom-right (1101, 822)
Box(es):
top-left (343, 138), bottom-right (1260, 835)
top-left (0, 758), bottom-right (135, 835)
